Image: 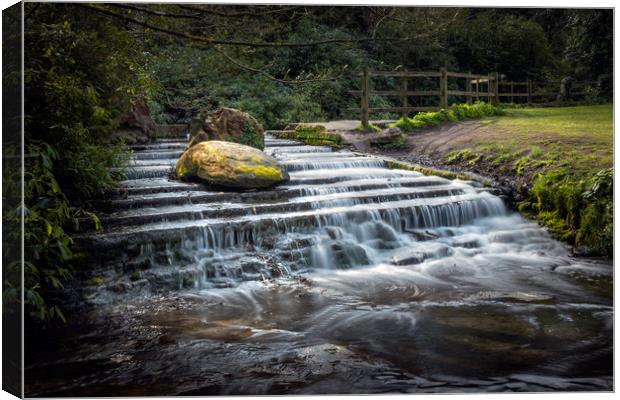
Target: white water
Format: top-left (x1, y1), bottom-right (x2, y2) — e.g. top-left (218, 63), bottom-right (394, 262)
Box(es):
top-left (28, 134), bottom-right (612, 396)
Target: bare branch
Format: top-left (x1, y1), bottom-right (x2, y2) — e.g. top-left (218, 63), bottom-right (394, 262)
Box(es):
top-left (211, 45), bottom-right (341, 85)
top-left (177, 4), bottom-right (304, 18)
top-left (109, 4), bottom-right (202, 20)
top-left (81, 4), bottom-right (418, 49)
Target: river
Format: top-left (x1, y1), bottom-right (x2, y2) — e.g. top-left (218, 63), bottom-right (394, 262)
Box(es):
top-left (25, 133), bottom-right (613, 396)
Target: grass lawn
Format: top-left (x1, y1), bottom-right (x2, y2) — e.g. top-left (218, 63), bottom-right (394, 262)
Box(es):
top-left (444, 104), bottom-right (613, 257)
top-left (447, 105), bottom-right (612, 178)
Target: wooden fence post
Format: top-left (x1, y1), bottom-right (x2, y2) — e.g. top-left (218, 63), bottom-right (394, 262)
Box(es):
top-left (492, 72), bottom-right (499, 105)
top-left (510, 82), bottom-right (514, 104)
top-left (440, 67), bottom-right (448, 109)
top-left (401, 77), bottom-right (408, 117)
top-left (361, 67), bottom-right (370, 127)
top-left (475, 79), bottom-right (479, 101)
top-left (526, 78), bottom-right (531, 103)
top-left (465, 72), bottom-right (472, 105)
top-left (487, 76), bottom-right (491, 103)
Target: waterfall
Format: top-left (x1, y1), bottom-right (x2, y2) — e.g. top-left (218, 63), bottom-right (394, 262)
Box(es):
top-left (81, 134), bottom-right (610, 295)
top-left (32, 133), bottom-right (612, 396)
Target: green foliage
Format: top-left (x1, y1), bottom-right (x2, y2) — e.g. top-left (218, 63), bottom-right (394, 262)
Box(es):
top-left (451, 11), bottom-right (556, 80)
top-left (354, 124), bottom-right (382, 133)
top-left (530, 168), bottom-right (612, 257)
top-left (8, 3), bottom-right (147, 323)
top-left (240, 121), bottom-right (264, 150)
top-left (145, 18), bottom-right (369, 129)
top-left (391, 102), bottom-right (504, 132)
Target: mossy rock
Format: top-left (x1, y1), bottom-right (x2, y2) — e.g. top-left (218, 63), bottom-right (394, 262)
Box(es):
top-left (272, 126), bottom-right (342, 148)
top-left (188, 131), bottom-right (210, 148)
top-left (176, 141), bottom-right (289, 189)
top-left (189, 107), bottom-right (264, 150)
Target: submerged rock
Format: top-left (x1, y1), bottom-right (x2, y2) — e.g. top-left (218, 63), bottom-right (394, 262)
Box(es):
top-left (176, 141), bottom-right (289, 189)
top-left (189, 107), bottom-right (264, 150)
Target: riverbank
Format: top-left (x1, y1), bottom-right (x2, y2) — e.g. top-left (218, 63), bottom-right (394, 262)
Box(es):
top-left (363, 105), bottom-right (613, 257)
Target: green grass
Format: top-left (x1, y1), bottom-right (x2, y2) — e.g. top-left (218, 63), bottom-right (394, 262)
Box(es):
top-left (353, 123), bottom-right (381, 133)
top-left (444, 104), bottom-right (613, 257)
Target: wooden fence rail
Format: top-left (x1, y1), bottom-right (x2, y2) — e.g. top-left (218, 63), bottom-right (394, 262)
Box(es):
top-left (350, 67), bottom-right (593, 126)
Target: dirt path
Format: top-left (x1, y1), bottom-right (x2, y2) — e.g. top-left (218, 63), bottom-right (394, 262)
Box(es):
top-left (402, 120), bottom-right (490, 157)
top-left (300, 119), bottom-right (490, 157)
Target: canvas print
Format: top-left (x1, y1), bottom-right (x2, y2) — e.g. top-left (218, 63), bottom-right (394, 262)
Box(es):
top-left (2, 2), bottom-right (613, 397)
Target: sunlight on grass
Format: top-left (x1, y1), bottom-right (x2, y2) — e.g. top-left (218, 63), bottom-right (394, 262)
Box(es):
top-left (465, 105), bottom-right (613, 177)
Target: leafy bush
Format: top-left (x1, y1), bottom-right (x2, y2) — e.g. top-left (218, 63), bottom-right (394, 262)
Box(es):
top-left (6, 4), bottom-right (146, 323)
top-left (390, 102), bottom-right (504, 131)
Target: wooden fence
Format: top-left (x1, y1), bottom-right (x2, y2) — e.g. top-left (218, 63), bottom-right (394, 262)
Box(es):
top-left (350, 67), bottom-right (594, 126)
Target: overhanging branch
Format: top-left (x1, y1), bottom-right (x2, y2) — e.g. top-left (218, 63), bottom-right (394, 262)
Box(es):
top-left (81, 4), bottom-right (417, 48)
top-left (211, 45), bottom-right (341, 84)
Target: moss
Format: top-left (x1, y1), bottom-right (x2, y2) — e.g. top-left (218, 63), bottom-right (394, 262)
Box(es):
top-left (538, 210), bottom-right (575, 242)
top-left (272, 125), bottom-right (342, 148)
top-left (577, 199), bottom-right (613, 256)
top-left (85, 276), bottom-right (104, 286)
top-left (528, 168), bottom-right (613, 257)
top-left (234, 164), bottom-right (285, 180)
top-left (176, 141), bottom-right (287, 188)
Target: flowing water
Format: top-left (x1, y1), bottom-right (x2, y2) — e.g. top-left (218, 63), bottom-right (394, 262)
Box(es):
top-left (25, 134), bottom-right (612, 396)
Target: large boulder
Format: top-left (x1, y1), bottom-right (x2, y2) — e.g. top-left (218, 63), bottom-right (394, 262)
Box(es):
top-left (112, 99), bottom-right (157, 144)
top-left (189, 107), bottom-right (264, 150)
top-left (176, 141), bottom-right (289, 189)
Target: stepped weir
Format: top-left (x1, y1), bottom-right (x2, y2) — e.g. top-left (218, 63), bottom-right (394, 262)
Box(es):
top-left (25, 132), bottom-right (612, 396)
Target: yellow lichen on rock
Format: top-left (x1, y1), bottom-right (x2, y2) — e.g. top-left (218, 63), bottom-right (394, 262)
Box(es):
top-left (176, 141), bottom-right (289, 189)
top-left (234, 164), bottom-right (286, 181)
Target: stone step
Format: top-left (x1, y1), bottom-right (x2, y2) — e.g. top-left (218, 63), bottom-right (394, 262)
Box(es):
top-left (109, 176), bottom-right (452, 209)
top-left (281, 157), bottom-right (386, 172)
top-left (122, 166), bottom-right (173, 180)
top-left (100, 185), bottom-right (466, 229)
top-left (132, 150), bottom-right (184, 160)
top-left (129, 142), bottom-right (187, 151)
top-left (81, 193), bottom-right (505, 254)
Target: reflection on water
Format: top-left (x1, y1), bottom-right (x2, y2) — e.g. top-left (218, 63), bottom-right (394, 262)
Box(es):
top-left (25, 135), bottom-right (612, 396)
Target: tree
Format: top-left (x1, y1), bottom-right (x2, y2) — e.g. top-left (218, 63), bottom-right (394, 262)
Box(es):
top-left (11, 3), bottom-right (150, 323)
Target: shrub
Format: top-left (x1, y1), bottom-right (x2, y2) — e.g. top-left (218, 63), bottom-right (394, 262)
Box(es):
top-left (390, 102), bottom-right (504, 131)
top-left (8, 4), bottom-right (145, 323)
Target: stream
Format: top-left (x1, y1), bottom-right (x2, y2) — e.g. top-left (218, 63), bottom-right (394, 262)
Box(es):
top-left (25, 133), bottom-right (613, 396)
